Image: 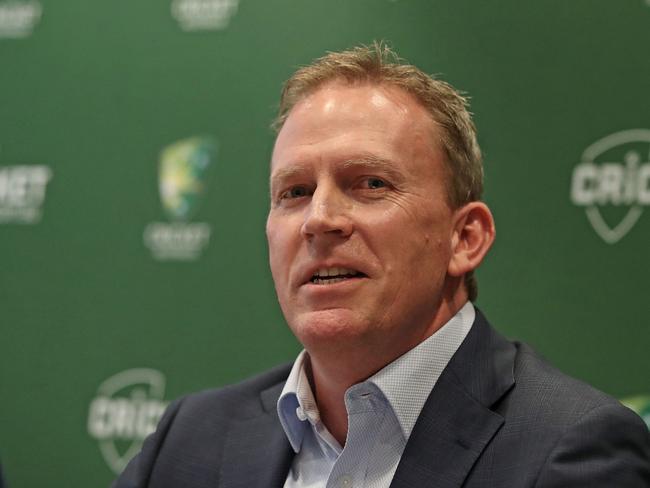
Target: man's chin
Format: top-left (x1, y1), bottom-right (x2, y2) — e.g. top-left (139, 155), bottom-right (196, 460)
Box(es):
top-left (288, 309), bottom-right (370, 349)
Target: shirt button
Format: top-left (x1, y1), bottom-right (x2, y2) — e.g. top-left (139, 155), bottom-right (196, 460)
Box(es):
top-left (295, 406), bottom-right (307, 421)
top-left (338, 475), bottom-right (353, 487)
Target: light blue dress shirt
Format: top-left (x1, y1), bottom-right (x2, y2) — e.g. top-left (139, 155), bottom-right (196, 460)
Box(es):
top-left (277, 302), bottom-right (476, 488)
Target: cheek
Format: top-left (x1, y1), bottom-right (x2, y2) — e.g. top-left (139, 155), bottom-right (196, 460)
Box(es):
top-left (266, 219), bottom-right (286, 275)
top-left (267, 214), bottom-right (302, 282)
top-left (394, 209), bottom-right (453, 274)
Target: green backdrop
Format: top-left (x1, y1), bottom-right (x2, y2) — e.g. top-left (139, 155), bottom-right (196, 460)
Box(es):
top-left (1, 0), bottom-right (648, 486)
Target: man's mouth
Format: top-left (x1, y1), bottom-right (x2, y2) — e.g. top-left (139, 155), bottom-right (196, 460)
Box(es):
top-left (310, 267), bottom-right (365, 285)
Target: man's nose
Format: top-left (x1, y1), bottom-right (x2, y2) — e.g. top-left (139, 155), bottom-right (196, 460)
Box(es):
top-left (300, 185), bottom-right (353, 239)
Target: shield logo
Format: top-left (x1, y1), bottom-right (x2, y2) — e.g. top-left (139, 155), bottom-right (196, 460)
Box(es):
top-left (571, 129), bottom-right (650, 244)
top-left (158, 137), bottom-right (218, 221)
top-left (87, 369), bottom-right (168, 474)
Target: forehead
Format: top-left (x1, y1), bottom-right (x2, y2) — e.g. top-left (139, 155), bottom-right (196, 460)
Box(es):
top-left (271, 82), bottom-right (443, 175)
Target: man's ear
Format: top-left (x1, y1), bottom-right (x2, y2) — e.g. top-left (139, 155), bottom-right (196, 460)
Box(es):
top-left (447, 201), bottom-right (495, 277)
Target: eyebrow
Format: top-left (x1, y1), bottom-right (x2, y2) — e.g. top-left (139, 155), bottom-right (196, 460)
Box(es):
top-left (270, 154), bottom-right (405, 192)
top-left (269, 165), bottom-right (308, 196)
top-left (339, 155), bottom-right (405, 183)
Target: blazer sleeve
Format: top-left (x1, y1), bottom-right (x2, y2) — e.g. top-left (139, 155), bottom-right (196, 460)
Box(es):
top-left (533, 402), bottom-right (650, 487)
top-left (111, 396), bottom-right (185, 488)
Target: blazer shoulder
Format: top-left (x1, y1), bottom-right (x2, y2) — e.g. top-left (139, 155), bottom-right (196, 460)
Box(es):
top-left (179, 361), bottom-right (293, 419)
top-left (510, 342), bottom-right (622, 418)
top-left (499, 340), bottom-right (650, 459)
top-left (533, 400), bottom-right (650, 487)
top-left (112, 362), bottom-right (293, 487)
top-left (463, 320), bottom-right (650, 487)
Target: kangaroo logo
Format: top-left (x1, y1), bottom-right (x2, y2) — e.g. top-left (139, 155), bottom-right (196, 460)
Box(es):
top-left (143, 136), bottom-right (217, 261)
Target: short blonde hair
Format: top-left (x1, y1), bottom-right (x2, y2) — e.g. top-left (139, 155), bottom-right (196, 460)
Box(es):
top-left (273, 42), bottom-right (484, 301)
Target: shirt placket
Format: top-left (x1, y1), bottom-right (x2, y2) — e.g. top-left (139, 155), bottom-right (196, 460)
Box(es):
top-left (326, 385), bottom-right (387, 488)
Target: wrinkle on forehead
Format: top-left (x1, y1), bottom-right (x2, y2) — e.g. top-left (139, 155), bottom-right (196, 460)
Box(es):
top-left (272, 82), bottom-right (446, 182)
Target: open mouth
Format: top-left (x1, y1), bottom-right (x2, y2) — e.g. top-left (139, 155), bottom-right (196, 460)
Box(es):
top-left (310, 267), bottom-right (366, 285)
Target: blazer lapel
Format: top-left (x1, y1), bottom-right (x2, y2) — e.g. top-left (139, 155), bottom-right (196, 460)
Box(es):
top-left (219, 382), bottom-right (294, 488)
top-left (390, 310), bottom-right (516, 488)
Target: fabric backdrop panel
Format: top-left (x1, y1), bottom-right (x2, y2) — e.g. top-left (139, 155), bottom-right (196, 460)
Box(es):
top-left (0, 0), bottom-right (648, 486)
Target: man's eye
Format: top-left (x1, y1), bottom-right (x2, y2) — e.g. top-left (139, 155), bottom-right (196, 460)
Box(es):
top-left (281, 186), bottom-right (310, 199)
top-left (363, 177), bottom-right (387, 189)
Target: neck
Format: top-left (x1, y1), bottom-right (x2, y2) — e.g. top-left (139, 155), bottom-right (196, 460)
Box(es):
top-left (306, 284), bottom-right (469, 446)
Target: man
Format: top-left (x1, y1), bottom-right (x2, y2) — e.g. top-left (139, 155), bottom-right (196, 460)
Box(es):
top-left (114, 44), bottom-right (650, 487)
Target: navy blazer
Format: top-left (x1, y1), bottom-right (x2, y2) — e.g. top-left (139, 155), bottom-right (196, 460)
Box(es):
top-left (114, 311), bottom-right (650, 487)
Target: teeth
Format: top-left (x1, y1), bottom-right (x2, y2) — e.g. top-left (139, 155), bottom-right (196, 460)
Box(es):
top-left (314, 267), bottom-right (358, 277)
top-left (313, 277), bottom-right (348, 285)
top-left (310, 267), bottom-right (361, 284)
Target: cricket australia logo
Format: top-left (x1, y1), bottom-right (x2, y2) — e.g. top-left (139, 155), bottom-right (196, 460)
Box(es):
top-left (87, 369), bottom-right (168, 474)
top-left (143, 136), bottom-right (217, 261)
top-left (570, 129), bottom-right (650, 244)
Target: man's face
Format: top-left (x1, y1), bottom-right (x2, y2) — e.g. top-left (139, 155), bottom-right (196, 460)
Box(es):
top-left (266, 82), bottom-right (458, 356)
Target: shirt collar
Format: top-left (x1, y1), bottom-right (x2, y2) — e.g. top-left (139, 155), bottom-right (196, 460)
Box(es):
top-left (277, 350), bottom-right (314, 452)
top-left (277, 301), bottom-right (475, 450)
top-left (368, 301), bottom-right (475, 439)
